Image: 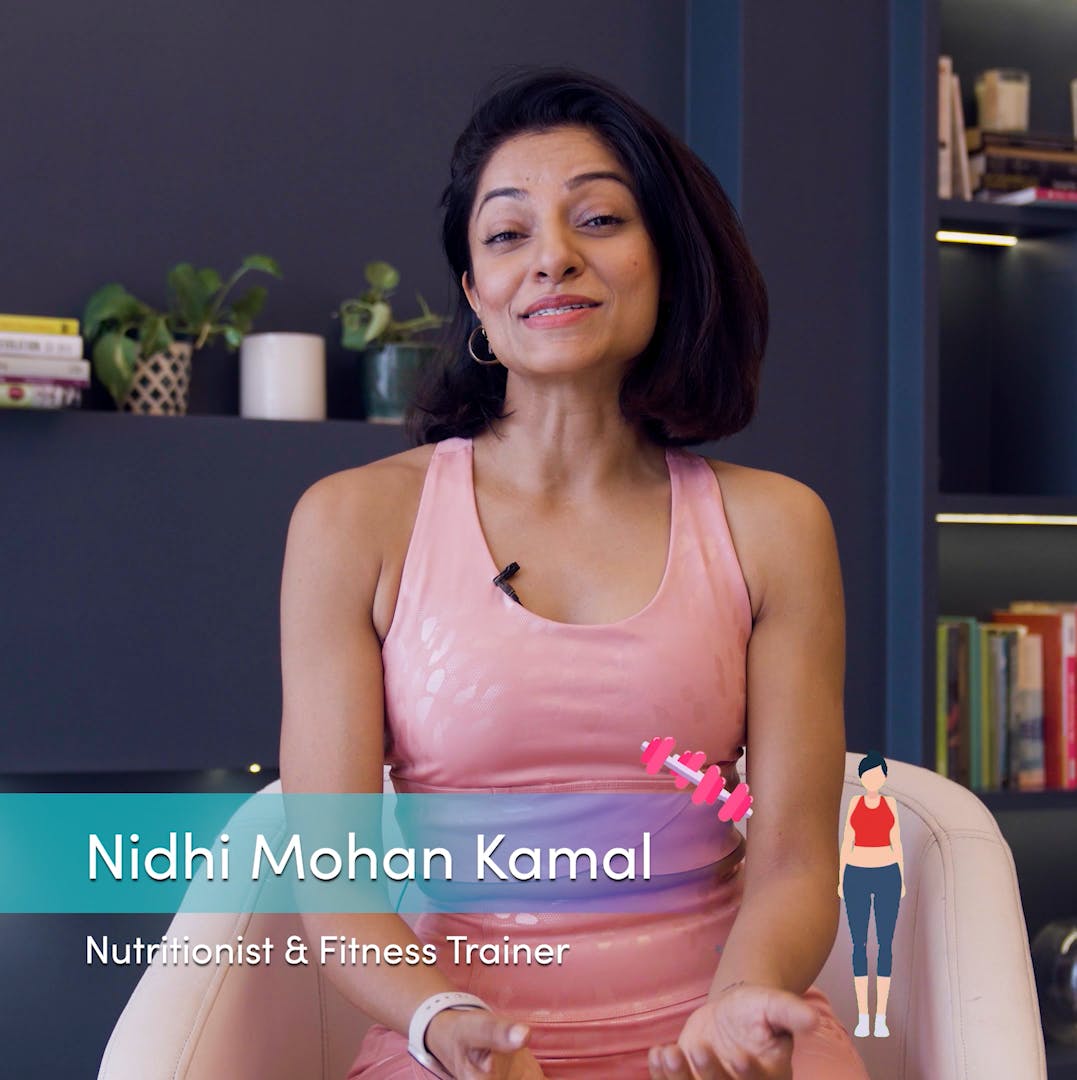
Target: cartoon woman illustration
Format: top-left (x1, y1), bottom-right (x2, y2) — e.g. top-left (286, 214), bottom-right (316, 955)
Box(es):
top-left (838, 750), bottom-right (905, 1038)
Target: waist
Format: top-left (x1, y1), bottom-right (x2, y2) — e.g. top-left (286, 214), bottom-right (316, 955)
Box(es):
top-left (415, 835), bottom-right (747, 1021)
top-left (847, 847), bottom-right (898, 867)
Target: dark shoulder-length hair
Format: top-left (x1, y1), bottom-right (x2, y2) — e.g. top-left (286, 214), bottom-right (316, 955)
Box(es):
top-left (405, 65), bottom-right (768, 448)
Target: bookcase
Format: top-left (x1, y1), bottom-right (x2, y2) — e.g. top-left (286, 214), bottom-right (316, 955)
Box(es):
top-left (889, 0), bottom-right (1077, 780)
top-left (893, 3), bottom-right (1077, 1072)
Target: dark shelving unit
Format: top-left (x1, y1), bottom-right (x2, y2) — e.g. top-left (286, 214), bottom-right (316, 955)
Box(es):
top-left (929, 4), bottom-right (1077, 1073)
top-left (939, 196), bottom-right (1077, 238)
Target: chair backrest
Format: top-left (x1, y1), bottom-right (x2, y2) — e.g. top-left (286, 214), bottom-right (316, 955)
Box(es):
top-left (813, 752), bottom-right (1046, 1080)
top-left (100, 757), bottom-right (1047, 1080)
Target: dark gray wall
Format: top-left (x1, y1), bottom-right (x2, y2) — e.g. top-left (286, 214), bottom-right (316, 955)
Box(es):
top-left (3, 3), bottom-right (688, 1076)
top-left (716, 3), bottom-right (891, 758)
top-left (5, 2), bottom-right (685, 418)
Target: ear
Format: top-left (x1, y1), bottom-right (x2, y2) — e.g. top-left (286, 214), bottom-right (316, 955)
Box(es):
top-left (461, 270), bottom-right (480, 318)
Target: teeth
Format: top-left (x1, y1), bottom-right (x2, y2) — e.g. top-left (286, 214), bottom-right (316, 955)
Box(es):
top-left (527, 304), bottom-right (592, 317)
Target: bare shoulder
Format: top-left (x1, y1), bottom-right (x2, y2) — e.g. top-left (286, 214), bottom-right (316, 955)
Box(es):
top-left (288, 444), bottom-right (435, 581)
top-left (699, 457), bottom-right (838, 618)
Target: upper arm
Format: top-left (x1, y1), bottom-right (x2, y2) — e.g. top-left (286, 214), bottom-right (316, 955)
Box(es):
top-left (735, 474), bottom-right (847, 884)
top-left (278, 471), bottom-right (386, 795)
top-left (842, 796), bottom-right (858, 844)
top-left (887, 796), bottom-right (902, 845)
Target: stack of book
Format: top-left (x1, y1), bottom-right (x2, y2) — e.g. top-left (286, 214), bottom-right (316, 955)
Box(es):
top-left (968, 129), bottom-right (1077, 207)
top-left (937, 602), bottom-right (1077, 793)
top-left (0, 313), bottom-right (89, 410)
top-left (937, 55), bottom-right (1077, 207)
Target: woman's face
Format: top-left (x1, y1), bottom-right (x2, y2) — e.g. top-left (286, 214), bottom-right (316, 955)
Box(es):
top-left (860, 766), bottom-right (886, 793)
top-left (462, 125), bottom-right (662, 379)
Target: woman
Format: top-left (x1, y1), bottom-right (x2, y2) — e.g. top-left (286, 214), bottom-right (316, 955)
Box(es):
top-left (280, 66), bottom-right (870, 1079)
top-left (839, 751), bottom-right (905, 1040)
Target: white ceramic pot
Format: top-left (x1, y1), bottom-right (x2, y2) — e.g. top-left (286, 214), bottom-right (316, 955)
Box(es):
top-left (240, 332), bottom-right (326, 420)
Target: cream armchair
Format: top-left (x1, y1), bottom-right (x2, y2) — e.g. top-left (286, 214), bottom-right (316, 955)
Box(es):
top-left (97, 754), bottom-right (1047, 1079)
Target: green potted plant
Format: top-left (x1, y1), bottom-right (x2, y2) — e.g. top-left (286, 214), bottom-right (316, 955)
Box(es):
top-left (83, 254), bottom-right (282, 415)
top-left (336, 261), bottom-right (447, 422)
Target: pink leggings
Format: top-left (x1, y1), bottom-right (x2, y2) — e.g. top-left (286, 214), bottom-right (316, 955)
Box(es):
top-left (348, 986), bottom-right (869, 1078)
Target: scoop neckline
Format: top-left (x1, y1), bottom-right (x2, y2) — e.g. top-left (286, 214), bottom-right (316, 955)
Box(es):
top-left (461, 436), bottom-right (678, 631)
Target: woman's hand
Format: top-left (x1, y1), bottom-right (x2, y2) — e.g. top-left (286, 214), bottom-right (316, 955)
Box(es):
top-left (900, 879), bottom-right (906, 898)
top-left (648, 984), bottom-right (818, 1079)
top-left (426, 1008), bottom-right (548, 1079)
top-left (837, 878), bottom-right (844, 900)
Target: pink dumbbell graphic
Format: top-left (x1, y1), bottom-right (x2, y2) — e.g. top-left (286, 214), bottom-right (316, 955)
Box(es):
top-left (639, 737), bottom-right (754, 821)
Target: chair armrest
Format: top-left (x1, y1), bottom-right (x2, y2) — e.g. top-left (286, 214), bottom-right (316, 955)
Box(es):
top-left (906, 821), bottom-right (1047, 1079)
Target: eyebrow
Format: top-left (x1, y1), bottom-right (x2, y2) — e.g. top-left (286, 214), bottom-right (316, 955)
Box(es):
top-left (474, 171), bottom-right (632, 216)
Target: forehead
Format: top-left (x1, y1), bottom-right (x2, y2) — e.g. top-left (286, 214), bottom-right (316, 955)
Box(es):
top-left (472, 127), bottom-right (631, 214)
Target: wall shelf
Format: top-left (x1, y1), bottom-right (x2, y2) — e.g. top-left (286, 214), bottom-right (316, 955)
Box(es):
top-left (939, 197), bottom-right (1077, 238)
top-left (937, 494), bottom-right (1077, 519)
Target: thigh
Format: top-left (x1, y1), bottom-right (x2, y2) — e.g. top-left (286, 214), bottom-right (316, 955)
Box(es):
top-left (346, 1024), bottom-right (431, 1079)
top-left (872, 865), bottom-right (901, 928)
top-left (842, 866), bottom-right (871, 927)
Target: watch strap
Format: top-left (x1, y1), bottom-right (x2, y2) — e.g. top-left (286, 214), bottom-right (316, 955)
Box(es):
top-left (407, 991), bottom-right (490, 1078)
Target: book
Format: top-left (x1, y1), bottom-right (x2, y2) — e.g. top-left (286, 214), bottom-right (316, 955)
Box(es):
top-left (951, 73), bottom-right (973, 199)
top-left (1013, 633), bottom-right (1046, 791)
top-left (939, 616), bottom-right (976, 786)
top-left (0, 313), bottom-right (79, 335)
top-left (991, 606), bottom-right (1077, 789)
top-left (936, 621), bottom-right (950, 776)
top-left (0, 373), bottom-right (89, 390)
top-left (978, 129), bottom-right (1077, 154)
top-left (978, 159), bottom-right (1077, 189)
top-left (978, 185), bottom-right (1077, 206)
top-left (0, 331), bottom-right (84, 360)
top-left (0, 382), bottom-right (83, 409)
top-left (938, 56), bottom-right (954, 199)
top-left (0, 355), bottom-right (90, 384)
top-left (980, 624), bottom-right (1022, 788)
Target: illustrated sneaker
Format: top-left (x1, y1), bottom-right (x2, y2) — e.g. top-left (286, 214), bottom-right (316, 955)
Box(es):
top-left (854, 1014), bottom-right (870, 1038)
top-left (874, 1014), bottom-right (890, 1038)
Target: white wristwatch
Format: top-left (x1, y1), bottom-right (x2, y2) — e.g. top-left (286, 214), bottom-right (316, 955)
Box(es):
top-left (407, 991), bottom-right (490, 1078)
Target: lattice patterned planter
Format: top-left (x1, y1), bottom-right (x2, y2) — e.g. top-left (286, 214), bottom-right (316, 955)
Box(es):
top-left (121, 342), bottom-right (193, 416)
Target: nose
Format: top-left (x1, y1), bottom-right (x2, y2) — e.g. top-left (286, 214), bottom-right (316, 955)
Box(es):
top-left (533, 219), bottom-right (581, 281)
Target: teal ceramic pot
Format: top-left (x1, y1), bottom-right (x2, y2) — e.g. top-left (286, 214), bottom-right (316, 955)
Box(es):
top-left (359, 343), bottom-right (435, 423)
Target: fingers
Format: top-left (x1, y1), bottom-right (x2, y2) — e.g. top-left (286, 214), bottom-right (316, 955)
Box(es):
top-left (763, 994), bottom-right (819, 1037)
top-left (648, 1042), bottom-right (746, 1079)
top-left (461, 1012), bottom-right (530, 1054)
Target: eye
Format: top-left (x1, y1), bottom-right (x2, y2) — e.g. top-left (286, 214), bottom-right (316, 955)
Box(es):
top-left (482, 230), bottom-right (522, 246)
top-left (584, 214), bottom-right (624, 228)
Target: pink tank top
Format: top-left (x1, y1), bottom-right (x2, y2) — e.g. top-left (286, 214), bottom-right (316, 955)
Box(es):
top-left (382, 435), bottom-right (751, 808)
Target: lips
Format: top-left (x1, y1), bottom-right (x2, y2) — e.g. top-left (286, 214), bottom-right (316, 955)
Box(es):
top-left (521, 295), bottom-right (601, 318)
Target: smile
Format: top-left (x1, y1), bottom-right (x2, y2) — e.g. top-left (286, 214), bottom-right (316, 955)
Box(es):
top-left (521, 304), bottom-right (600, 324)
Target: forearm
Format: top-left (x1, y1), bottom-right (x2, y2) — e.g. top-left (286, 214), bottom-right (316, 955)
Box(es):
top-left (893, 843), bottom-right (905, 881)
top-left (709, 867), bottom-right (840, 998)
top-left (838, 841), bottom-right (853, 878)
top-left (299, 911), bottom-right (459, 1037)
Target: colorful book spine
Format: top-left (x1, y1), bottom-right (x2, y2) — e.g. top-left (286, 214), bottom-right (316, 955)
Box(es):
top-left (0, 332), bottom-right (84, 359)
top-left (0, 355), bottom-right (90, 384)
top-left (939, 616), bottom-right (974, 786)
top-left (992, 608), bottom-right (1077, 789)
top-left (1014, 633), bottom-right (1046, 791)
top-left (0, 373), bottom-right (88, 390)
top-left (936, 622), bottom-right (949, 776)
top-left (0, 314), bottom-right (79, 335)
top-left (0, 382), bottom-right (83, 409)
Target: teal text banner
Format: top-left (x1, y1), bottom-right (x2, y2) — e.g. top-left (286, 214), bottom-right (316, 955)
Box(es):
top-left (0, 791), bottom-right (739, 914)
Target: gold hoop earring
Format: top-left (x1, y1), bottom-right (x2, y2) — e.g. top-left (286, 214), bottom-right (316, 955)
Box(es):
top-left (468, 325), bottom-right (500, 365)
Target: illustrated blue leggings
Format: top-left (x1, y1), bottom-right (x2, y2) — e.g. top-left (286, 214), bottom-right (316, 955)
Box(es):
top-left (842, 863), bottom-right (901, 977)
